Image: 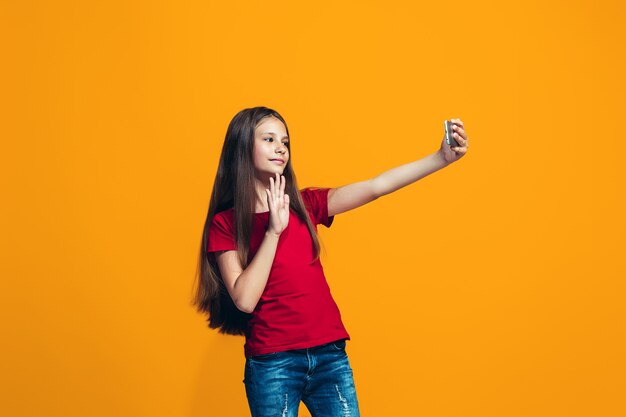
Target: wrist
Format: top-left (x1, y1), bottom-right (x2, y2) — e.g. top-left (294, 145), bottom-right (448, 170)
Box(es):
top-left (265, 230), bottom-right (281, 239)
top-left (436, 148), bottom-right (452, 166)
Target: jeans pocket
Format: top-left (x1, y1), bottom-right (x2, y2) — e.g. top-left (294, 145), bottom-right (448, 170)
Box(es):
top-left (249, 351), bottom-right (279, 361)
top-left (331, 339), bottom-right (347, 351)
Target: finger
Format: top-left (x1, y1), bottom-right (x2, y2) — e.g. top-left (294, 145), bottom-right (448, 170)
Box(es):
top-left (452, 125), bottom-right (466, 136)
top-left (452, 146), bottom-right (467, 155)
top-left (453, 132), bottom-right (467, 146)
top-left (280, 174), bottom-right (285, 200)
top-left (452, 119), bottom-right (464, 127)
top-left (266, 188), bottom-right (274, 209)
top-left (274, 172), bottom-right (283, 204)
top-left (452, 125), bottom-right (467, 141)
top-left (276, 178), bottom-right (283, 208)
top-left (275, 172), bottom-right (280, 199)
top-left (269, 176), bottom-right (275, 198)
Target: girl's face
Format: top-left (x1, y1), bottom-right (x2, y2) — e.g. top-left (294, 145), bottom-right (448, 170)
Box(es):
top-left (253, 116), bottom-right (290, 179)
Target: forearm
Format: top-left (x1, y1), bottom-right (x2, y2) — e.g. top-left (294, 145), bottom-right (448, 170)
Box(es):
top-left (232, 231), bottom-right (280, 313)
top-left (371, 151), bottom-right (450, 197)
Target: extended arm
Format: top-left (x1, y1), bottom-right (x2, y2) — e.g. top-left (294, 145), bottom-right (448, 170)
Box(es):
top-left (328, 119), bottom-right (469, 217)
top-left (327, 151), bottom-right (450, 217)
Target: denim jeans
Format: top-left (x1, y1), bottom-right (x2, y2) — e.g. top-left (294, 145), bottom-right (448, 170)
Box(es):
top-left (243, 339), bottom-right (360, 417)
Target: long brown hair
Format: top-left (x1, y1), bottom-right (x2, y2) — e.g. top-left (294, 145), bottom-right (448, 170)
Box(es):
top-left (193, 106), bottom-right (324, 335)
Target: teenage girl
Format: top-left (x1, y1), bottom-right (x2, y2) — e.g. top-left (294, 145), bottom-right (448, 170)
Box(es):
top-left (194, 106), bottom-right (469, 417)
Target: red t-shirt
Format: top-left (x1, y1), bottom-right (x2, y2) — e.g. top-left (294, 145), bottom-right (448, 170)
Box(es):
top-left (206, 187), bottom-right (350, 357)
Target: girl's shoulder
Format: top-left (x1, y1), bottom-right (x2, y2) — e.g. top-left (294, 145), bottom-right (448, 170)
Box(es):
top-left (299, 186), bottom-right (330, 196)
top-left (299, 187), bottom-right (334, 228)
top-left (211, 207), bottom-right (235, 226)
top-left (299, 187), bottom-right (331, 206)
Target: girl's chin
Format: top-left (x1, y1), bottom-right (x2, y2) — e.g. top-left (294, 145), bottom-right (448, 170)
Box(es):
top-left (256, 168), bottom-right (286, 178)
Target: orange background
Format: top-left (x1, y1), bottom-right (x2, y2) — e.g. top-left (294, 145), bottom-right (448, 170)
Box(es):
top-left (1, 1), bottom-right (625, 416)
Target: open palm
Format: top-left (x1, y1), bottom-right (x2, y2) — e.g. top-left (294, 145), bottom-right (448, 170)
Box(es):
top-left (266, 172), bottom-right (290, 236)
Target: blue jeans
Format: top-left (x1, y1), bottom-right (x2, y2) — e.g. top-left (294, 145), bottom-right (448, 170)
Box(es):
top-left (243, 339), bottom-right (360, 417)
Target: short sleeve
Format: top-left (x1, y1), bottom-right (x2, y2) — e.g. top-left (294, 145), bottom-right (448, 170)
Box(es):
top-left (300, 187), bottom-right (335, 228)
top-left (206, 211), bottom-right (237, 253)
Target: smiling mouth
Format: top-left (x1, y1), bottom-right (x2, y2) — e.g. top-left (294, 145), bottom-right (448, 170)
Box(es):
top-left (270, 159), bottom-right (285, 164)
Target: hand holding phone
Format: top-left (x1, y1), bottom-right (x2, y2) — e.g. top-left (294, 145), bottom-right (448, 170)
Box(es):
top-left (444, 120), bottom-right (459, 147)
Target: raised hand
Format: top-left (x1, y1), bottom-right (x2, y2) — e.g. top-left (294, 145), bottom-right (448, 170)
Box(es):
top-left (439, 118), bottom-right (469, 164)
top-left (266, 172), bottom-right (290, 236)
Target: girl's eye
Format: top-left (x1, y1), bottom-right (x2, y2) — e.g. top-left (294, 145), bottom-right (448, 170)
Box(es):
top-left (264, 138), bottom-right (289, 147)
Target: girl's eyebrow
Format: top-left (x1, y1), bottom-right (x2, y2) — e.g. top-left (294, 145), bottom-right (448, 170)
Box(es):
top-left (262, 131), bottom-right (289, 140)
